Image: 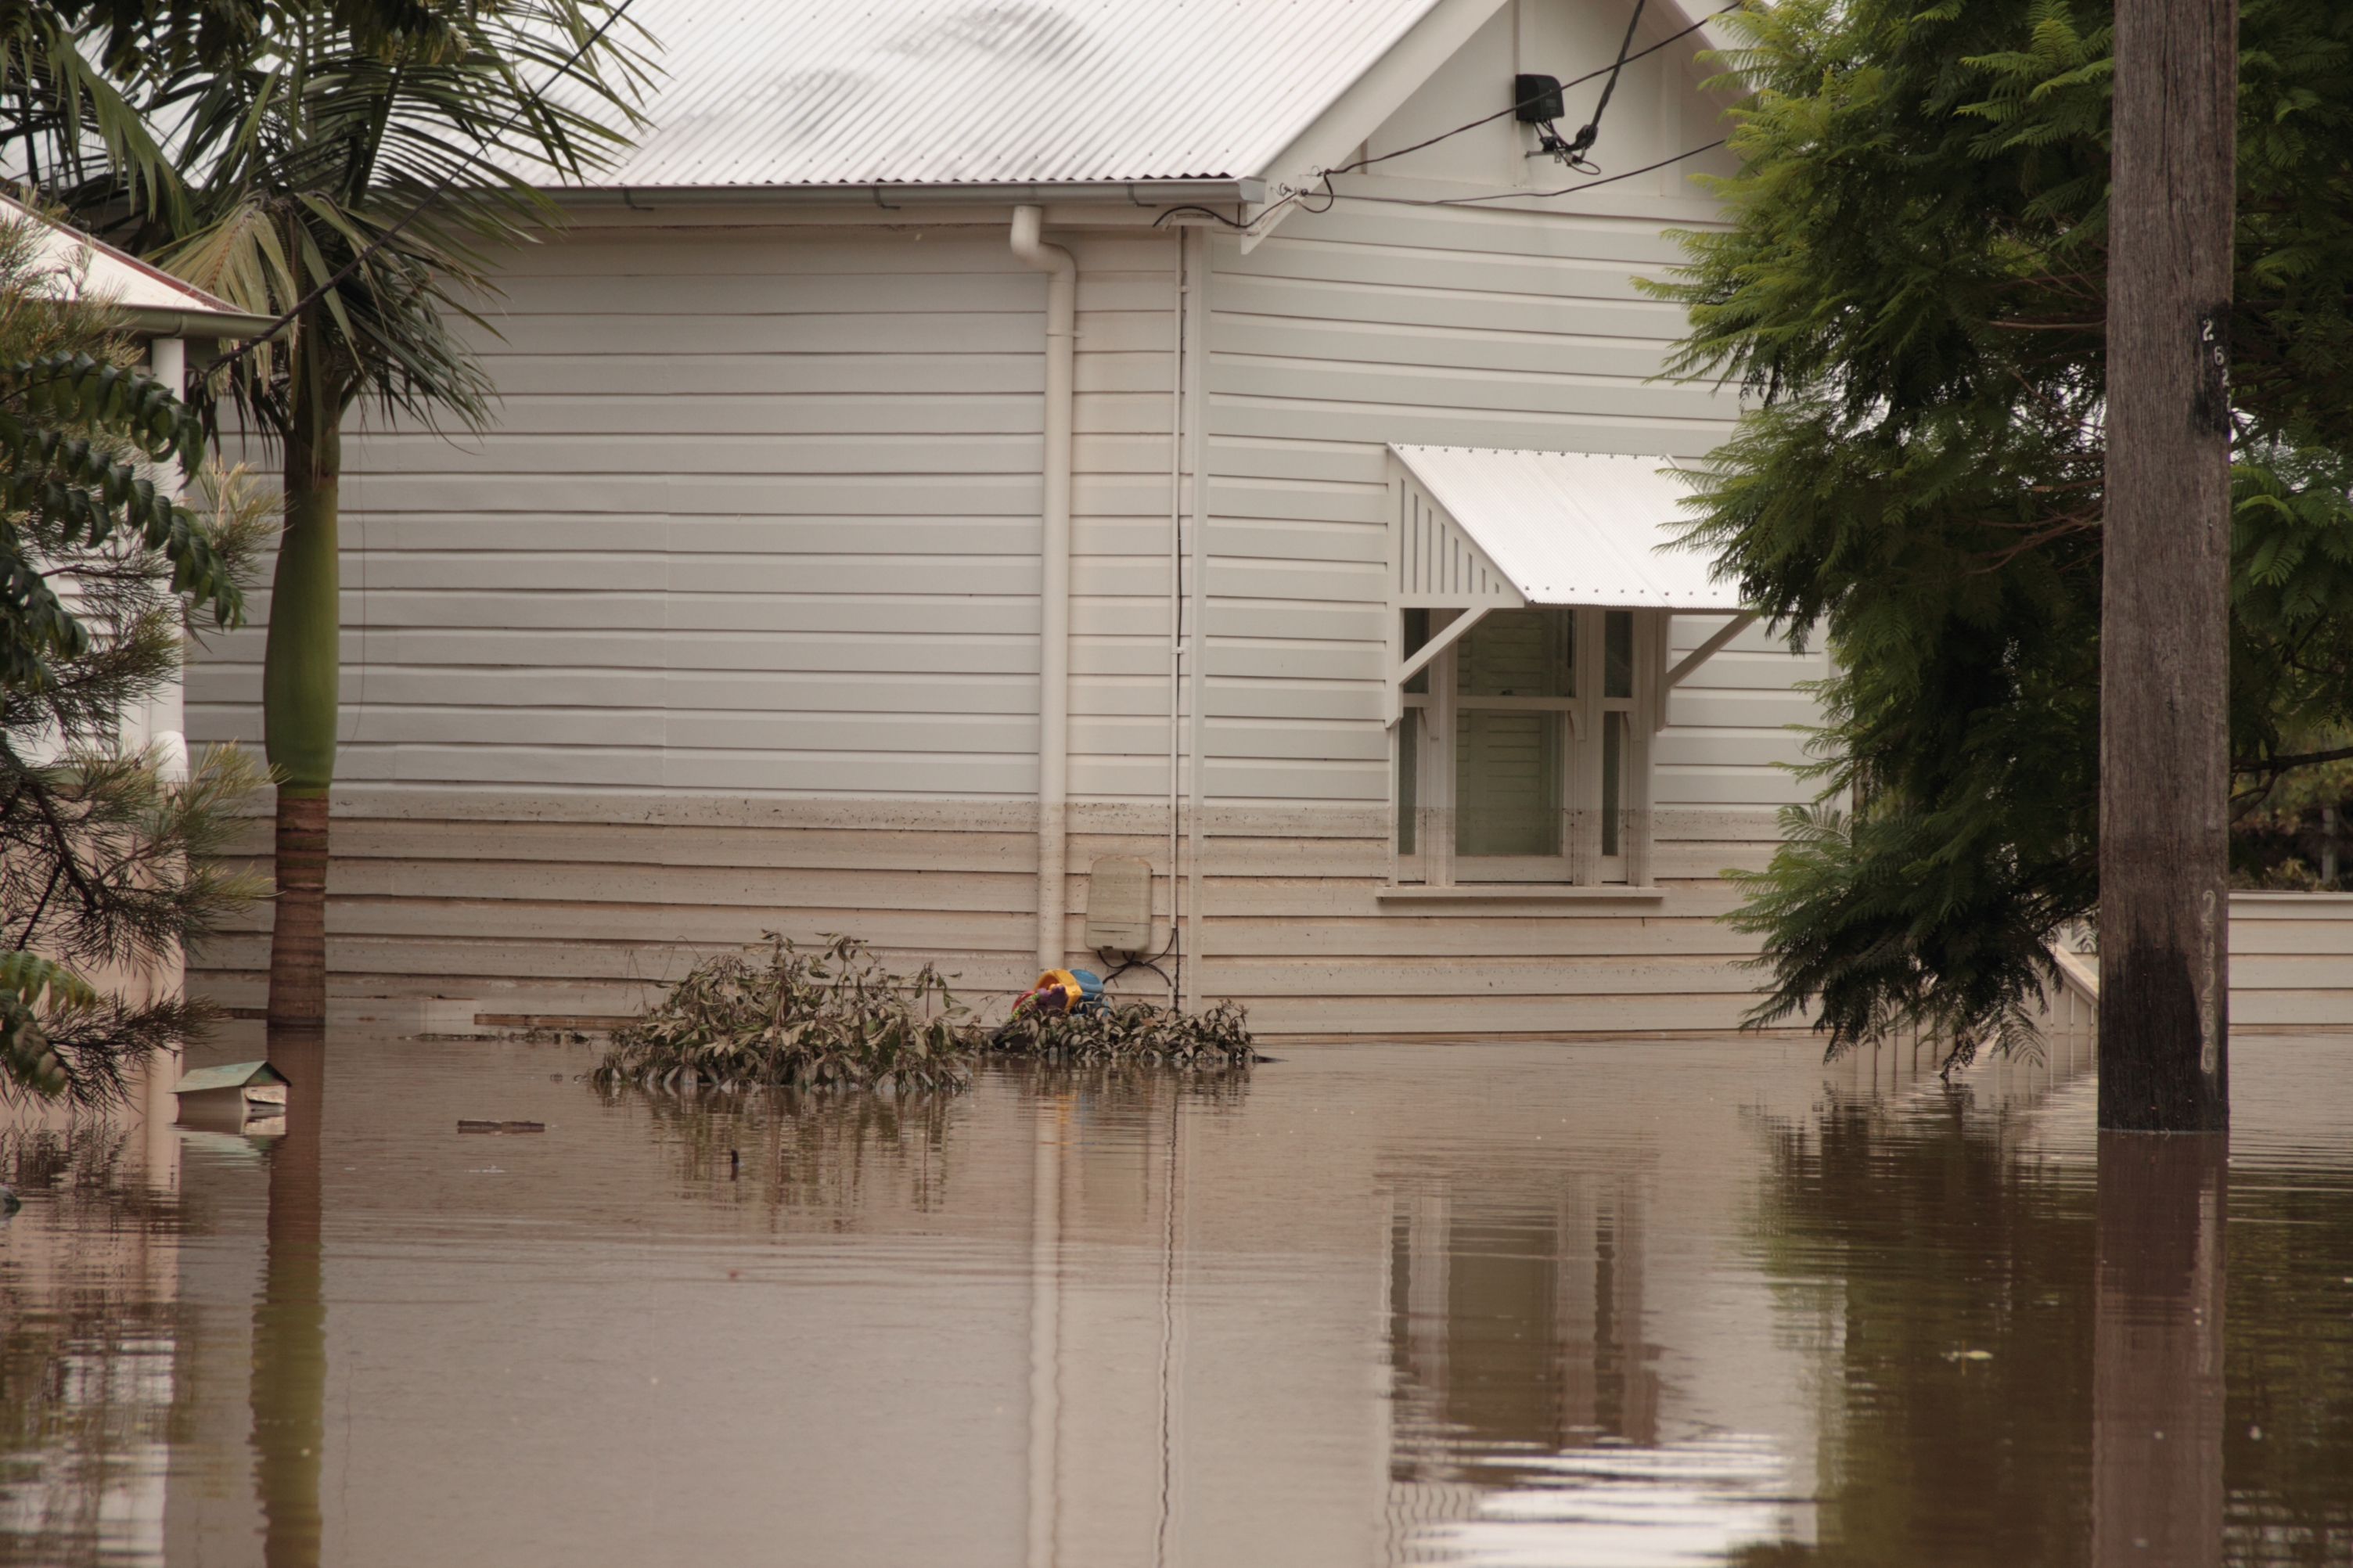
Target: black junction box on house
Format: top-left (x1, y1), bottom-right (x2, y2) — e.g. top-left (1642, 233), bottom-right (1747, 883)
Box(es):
top-left (1513, 74), bottom-right (1564, 124)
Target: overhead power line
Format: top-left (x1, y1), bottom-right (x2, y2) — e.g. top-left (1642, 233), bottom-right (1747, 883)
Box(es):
top-left (1156, 5), bottom-right (1738, 237)
top-left (1156, 136), bottom-right (1732, 236)
top-left (1318, 2), bottom-right (1740, 184)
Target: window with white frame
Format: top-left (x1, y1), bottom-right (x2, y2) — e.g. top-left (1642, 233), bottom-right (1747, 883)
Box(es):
top-left (1395, 605), bottom-right (1659, 886)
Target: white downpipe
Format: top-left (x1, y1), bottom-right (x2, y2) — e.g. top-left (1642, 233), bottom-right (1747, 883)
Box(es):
top-left (1013, 206), bottom-right (1077, 973)
top-left (1182, 228), bottom-right (1211, 1012)
top-left (1165, 231), bottom-right (1188, 1006)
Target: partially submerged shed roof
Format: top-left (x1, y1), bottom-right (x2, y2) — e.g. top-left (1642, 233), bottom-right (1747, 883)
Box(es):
top-left (0, 192), bottom-right (275, 339)
top-left (1390, 445), bottom-right (1743, 611)
top-left (173, 1060), bottom-right (290, 1095)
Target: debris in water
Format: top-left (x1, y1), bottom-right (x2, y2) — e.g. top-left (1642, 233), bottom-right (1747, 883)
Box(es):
top-left (458, 1120), bottom-right (545, 1134)
top-left (988, 994), bottom-right (1255, 1068)
top-left (595, 934), bottom-right (973, 1095)
top-left (592, 933), bottom-right (1257, 1097)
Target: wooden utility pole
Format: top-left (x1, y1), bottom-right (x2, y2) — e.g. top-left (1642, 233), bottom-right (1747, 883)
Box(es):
top-left (2099, 0), bottom-right (2236, 1131)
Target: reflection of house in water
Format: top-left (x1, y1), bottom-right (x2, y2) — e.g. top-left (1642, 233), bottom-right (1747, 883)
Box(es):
top-left (0, 1102), bottom-right (183, 1563)
top-left (1391, 1183), bottom-right (1659, 1469)
top-left (1385, 1177), bottom-right (1660, 1544)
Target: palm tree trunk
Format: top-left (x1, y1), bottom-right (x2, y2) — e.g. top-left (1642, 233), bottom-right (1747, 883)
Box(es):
top-left (264, 423), bottom-right (340, 1028)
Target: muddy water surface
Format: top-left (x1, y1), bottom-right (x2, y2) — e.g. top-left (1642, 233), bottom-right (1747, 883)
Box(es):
top-left (2, 1030), bottom-right (2349, 1566)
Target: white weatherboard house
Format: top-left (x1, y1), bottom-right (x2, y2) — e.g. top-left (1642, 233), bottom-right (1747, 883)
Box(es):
top-left (182, 0), bottom-right (2353, 1034)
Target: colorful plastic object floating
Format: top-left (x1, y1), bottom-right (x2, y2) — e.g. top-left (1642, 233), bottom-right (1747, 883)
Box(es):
top-left (1014, 969), bottom-right (1105, 1018)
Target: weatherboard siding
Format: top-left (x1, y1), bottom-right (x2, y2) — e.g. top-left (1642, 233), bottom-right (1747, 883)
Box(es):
top-left (187, 793), bottom-right (1785, 1033)
top-left (194, 225), bottom-right (1182, 800)
top-left (2225, 895), bottom-right (2353, 1029)
top-left (179, 21), bottom-right (1837, 1034)
top-left (181, 207), bottom-right (1825, 1029)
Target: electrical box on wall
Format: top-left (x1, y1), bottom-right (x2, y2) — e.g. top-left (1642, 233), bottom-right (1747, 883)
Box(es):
top-left (1513, 74), bottom-right (1564, 124)
top-left (1083, 857), bottom-right (1154, 954)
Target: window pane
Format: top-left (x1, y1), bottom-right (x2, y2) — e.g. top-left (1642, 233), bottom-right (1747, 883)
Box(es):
top-left (1397, 707), bottom-right (1418, 854)
top-left (1402, 608), bottom-right (1430, 696)
top-left (1455, 710), bottom-right (1563, 858)
top-left (1457, 608), bottom-right (1574, 698)
top-left (1601, 710), bottom-right (1624, 857)
top-left (1604, 610), bottom-right (1635, 699)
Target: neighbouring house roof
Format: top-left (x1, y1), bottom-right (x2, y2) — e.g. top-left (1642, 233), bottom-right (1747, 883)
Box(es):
top-left (1390, 445), bottom-right (1745, 611)
top-left (0, 192), bottom-right (277, 339)
top-left (583, 0), bottom-right (1438, 192)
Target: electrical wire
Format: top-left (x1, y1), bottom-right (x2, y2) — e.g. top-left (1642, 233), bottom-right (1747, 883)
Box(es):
top-left (1550, 0), bottom-right (1650, 174)
top-left (1151, 203), bottom-right (1255, 231)
top-left (1153, 136), bottom-right (1729, 239)
top-left (1152, 4), bottom-right (1737, 238)
top-left (1404, 138), bottom-right (1728, 205)
top-left (210, 0), bottom-right (643, 372)
top-left (1317, 2), bottom-right (1739, 184)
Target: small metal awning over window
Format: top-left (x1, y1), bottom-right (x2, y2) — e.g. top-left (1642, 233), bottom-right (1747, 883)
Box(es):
top-left (1387, 445), bottom-right (1756, 713)
top-left (1389, 445), bottom-right (1744, 610)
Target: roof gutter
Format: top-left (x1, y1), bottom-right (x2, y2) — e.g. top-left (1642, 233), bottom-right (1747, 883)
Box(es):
top-left (115, 304), bottom-right (282, 340)
top-left (550, 177), bottom-right (1266, 211)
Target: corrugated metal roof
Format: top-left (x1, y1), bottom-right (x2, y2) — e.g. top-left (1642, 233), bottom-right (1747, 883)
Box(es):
top-left (1391, 446), bottom-right (1745, 610)
top-left (173, 1060), bottom-right (290, 1095)
top-left (0, 192), bottom-right (273, 334)
top-left (574, 0), bottom-right (1441, 189)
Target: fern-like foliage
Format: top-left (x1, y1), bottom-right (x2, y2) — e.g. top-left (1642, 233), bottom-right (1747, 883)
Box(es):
top-left (0, 951), bottom-right (91, 1098)
top-left (0, 950), bottom-right (95, 1008)
top-left (0, 348), bottom-right (240, 690)
top-left (1653, 0), bottom-right (2353, 1060)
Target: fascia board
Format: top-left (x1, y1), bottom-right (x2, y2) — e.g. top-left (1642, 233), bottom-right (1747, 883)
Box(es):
top-left (117, 304), bottom-right (281, 340)
top-left (545, 178), bottom-right (1268, 211)
top-left (1239, 0), bottom-right (1513, 252)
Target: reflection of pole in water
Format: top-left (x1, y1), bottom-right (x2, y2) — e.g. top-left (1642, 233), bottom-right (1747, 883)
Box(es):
top-left (2092, 1131), bottom-right (2225, 1568)
top-left (1027, 1092), bottom-right (1065, 1568)
top-left (1153, 1087), bottom-right (1186, 1568)
top-left (251, 1027), bottom-right (327, 1568)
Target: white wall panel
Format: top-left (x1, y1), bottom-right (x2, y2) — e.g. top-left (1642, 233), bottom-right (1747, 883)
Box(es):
top-left (192, 225), bottom-right (1164, 800)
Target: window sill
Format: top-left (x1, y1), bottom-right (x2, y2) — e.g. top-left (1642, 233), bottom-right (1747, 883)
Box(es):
top-left (1376, 883), bottom-right (1666, 904)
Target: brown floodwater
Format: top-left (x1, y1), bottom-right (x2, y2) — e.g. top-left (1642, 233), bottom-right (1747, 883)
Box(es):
top-left (1, 1026), bottom-right (2349, 1566)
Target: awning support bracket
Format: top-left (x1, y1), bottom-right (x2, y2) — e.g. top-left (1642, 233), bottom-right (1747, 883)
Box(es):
top-left (1664, 611), bottom-right (1758, 690)
top-left (1391, 604), bottom-right (1498, 721)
